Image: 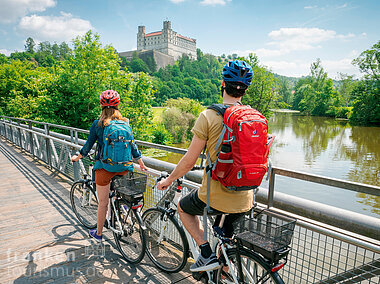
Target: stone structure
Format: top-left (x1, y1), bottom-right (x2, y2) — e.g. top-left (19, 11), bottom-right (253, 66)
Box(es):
top-left (119, 49), bottom-right (174, 71)
top-left (137, 21), bottom-right (197, 61)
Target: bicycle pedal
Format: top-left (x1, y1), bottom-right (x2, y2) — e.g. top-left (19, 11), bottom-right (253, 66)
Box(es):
top-left (192, 271), bottom-right (207, 281)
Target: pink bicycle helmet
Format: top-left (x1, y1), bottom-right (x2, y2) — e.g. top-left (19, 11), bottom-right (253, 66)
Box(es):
top-left (100, 90), bottom-right (120, 107)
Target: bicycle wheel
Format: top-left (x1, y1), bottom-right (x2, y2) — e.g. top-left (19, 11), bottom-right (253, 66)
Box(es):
top-left (70, 181), bottom-right (98, 229)
top-left (142, 207), bottom-right (188, 273)
top-left (214, 247), bottom-right (283, 284)
top-left (112, 198), bottom-right (146, 264)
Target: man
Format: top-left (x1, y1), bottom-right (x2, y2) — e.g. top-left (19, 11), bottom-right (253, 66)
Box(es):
top-left (157, 60), bottom-right (254, 272)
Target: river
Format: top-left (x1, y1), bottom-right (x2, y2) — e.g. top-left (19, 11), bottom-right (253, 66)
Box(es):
top-left (144, 111), bottom-right (380, 218)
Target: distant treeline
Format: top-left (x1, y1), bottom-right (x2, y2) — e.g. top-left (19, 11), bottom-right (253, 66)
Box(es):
top-left (0, 32), bottom-right (378, 146)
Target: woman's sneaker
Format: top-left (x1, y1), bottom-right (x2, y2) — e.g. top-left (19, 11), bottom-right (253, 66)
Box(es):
top-left (190, 252), bottom-right (221, 272)
top-left (89, 229), bottom-right (103, 242)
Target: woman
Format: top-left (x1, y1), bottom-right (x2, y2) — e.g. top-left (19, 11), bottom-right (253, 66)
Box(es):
top-left (71, 90), bottom-right (147, 242)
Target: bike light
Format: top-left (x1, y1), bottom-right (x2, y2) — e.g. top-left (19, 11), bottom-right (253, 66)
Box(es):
top-left (271, 263), bottom-right (285, 272)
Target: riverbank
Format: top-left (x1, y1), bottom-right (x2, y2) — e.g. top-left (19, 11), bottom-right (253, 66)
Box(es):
top-left (271, 109), bottom-right (300, 113)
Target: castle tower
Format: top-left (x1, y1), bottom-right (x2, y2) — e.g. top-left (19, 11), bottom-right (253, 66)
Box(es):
top-left (163, 21), bottom-right (171, 30)
top-left (137, 26), bottom-right (145, 51)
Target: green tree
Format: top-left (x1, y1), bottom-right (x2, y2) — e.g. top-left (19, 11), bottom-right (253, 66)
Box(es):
top-left (278, 77), bottom-right (292, 106)
top-left (46, 30), bottom-right (122, 128)
top-left (59, 42), bottom-right (71, 59)
top-left (116, 72), bottom-right (154, 138)
top-left (0, 54), bottom-right (8, 64)
top-left (242, 54), bottom-right (277, 117)
top-left (350, 41), bottom-right (380, 125)
top-left (338, 73), bottom-right (357, 107)
top-left (24, 37), bottom-right (35, 54)
top-left (130, 58), bottom-right (150, 73)
top-left (350, 79), bottom-right (379, 125)
top-left (352, 40), bottom-right (380, 81)
top-left (0, 60), bottom-right (54, 119)
top-left (51, 43), bottom-right (60, 60)
top-left (293, 59), bottom-right (345, 117)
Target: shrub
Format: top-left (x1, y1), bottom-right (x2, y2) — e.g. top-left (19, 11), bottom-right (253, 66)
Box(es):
top-left (151, 123), bottom-right (173, 145)
top-left (162, 107), bottom-right (195, 143)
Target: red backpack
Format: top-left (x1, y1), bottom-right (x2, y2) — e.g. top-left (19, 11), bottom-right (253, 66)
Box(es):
top-left (206, 104), bottom-right (274, 190)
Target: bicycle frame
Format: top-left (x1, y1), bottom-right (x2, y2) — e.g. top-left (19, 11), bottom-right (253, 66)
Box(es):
top-left (77, 157), bottom-right (135, 237)
top-left (154, 180), bottom-right (244, 284)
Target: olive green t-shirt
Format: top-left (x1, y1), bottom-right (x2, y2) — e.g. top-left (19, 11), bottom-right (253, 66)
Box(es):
top-left (191, 107), bottom-right (253, 213)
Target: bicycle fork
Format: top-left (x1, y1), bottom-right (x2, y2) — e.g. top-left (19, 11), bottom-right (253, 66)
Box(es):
top-left (81, 184), bottom-right (94, 207)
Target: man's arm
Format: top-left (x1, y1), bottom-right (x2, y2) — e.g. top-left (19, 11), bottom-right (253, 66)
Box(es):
top-left (157, 134), bottom-right (206, 190)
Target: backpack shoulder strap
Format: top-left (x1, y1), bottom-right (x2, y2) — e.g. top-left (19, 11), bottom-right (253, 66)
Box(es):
top-left (207, 104), bottom-right (229, 117)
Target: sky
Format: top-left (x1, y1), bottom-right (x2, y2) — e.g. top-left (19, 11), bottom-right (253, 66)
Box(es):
top-left (0, 0), bottom-right (379, 78)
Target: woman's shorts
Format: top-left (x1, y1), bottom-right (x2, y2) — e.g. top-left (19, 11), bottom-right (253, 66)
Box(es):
top-left (95, 168), bottom-right (129, 186)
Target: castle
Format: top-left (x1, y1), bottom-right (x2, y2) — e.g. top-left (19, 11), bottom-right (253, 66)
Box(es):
top-left (119, 21), bottom-right (197, 70)
top-left (137, 21), bottom-right (197, 61)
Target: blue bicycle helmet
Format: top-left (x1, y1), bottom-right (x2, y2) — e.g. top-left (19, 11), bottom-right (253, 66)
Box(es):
top-left (222, 60), bottom-right (253, 87)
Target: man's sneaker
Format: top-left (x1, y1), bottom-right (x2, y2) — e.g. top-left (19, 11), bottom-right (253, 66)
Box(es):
top-left (89, 229), bottom-right (103, 242)
top-left (190, 252), bottom-right (221, 272)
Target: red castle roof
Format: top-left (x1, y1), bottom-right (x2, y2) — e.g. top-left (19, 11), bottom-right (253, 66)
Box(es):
top-left (177, 34), bottom-right (195, 43)
top-left (145, 31), bottom-right (162, 37)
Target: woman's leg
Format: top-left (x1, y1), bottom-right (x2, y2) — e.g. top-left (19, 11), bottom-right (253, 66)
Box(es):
top-left (96, 183), bottom-right (110, 235)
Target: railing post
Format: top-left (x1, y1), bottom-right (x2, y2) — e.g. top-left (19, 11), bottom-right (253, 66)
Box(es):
top-left (4, 118), bottom-right (8, 140)
top-left (0, 117), bottom-right (3, 136)
top-left (28, 121), bottom-right (34, 156)
top-left (70, 130), bottom-right (80, 180)
top-left (44, 123), bottom-right (52, 168)
top-left (268, 167), bottom-right (275, 208)
top-left (72, 147), bottom-right (80, 181)
top-left (17, 121), bottom-right (22, 148)
top-left (10, 119), bottom-right (15, 143)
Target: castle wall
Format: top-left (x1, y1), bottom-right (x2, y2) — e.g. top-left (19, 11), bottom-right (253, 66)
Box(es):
top-left (136, 21), bottom-right (197, 61)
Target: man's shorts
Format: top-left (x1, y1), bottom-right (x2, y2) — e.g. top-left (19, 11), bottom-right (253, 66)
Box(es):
top-left (95, 168), bottom-right (129, 186)
top-left (179, 189), bottom-right (246, 237)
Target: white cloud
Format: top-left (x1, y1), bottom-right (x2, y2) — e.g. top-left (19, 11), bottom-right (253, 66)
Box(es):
top-left (321, 58), bottom-right (359, 78)
top-left (18, 12), bottom-right (93, 42)
top-left (0, 0), bottom-right (56, 24)
top-left (248, 28), bottom-right (356, 58)
top-left (262, 60), bottom-right (310, 77)
top-left (361, 32), bottom-right (367, 37)
top-left (337, 33), bottom-right (355, 39)
top-left (170, 0), bottom-right (185, 3)
top-left (304, 5), bottom-right (317, 9)
top-left (0, 49), bottom-right (12, 56)
top-left (200, 0), bottom-right (230, 6)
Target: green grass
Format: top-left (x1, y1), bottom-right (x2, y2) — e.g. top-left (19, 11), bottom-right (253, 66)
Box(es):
top-left (152, 107), bottom-right (165, 123)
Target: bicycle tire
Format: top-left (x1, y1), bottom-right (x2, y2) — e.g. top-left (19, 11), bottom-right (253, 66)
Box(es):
top-left (70, 181), bottom-right (98, 229)
top-left (214, 247), bottom-right (284, 284)
top-left (142, 207), bottom-right (189, 273)
top-left (112, 198), bottom-right (146, 264)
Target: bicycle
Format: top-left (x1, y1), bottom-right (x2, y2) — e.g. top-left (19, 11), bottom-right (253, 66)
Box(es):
top-left (142, 172), bottom-right (296, 283)
top-left (70, 153), bottom-right (147, 264)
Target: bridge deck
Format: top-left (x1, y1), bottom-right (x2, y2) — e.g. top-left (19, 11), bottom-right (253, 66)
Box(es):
top-left (0, 138), bottom-right (199, 284)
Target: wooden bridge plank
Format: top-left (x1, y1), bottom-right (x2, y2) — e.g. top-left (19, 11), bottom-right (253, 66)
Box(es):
top-left (0, 138), bottom-right (199, 284)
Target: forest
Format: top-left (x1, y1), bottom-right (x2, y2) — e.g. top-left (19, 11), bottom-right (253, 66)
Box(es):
top-left (0, 31), bottom-right (378, 145)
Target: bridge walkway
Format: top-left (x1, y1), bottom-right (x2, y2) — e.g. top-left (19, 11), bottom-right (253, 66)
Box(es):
top-left (0, 138), bottom-right (199, 284)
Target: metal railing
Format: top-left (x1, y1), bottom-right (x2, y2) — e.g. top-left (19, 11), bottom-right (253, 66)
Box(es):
top-left (1, 116), bottom-right (379, 283)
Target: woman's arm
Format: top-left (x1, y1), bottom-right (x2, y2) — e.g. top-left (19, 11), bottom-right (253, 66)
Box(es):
top-left (79, 121), bottom-right (98, 157)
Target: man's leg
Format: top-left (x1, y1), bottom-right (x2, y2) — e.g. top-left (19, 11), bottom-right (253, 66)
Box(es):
top-left (177, 190), bottom-right (220, 272)
top-left (177, 203), bottom-right (206, 246)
